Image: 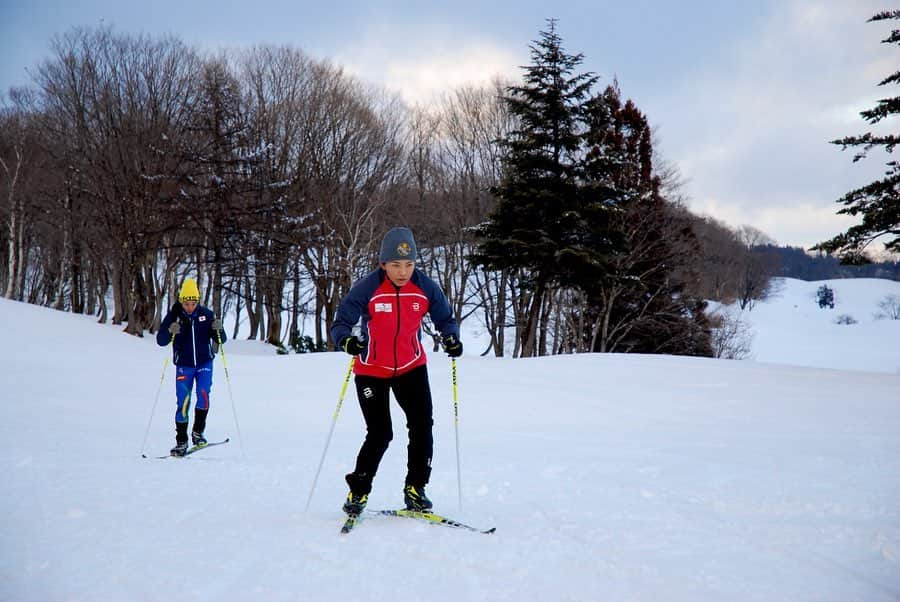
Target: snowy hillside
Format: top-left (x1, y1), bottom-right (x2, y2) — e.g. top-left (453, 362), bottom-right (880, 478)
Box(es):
top-left (714, 277), bottom-right (900, 374)
top-left (2, 278), bottom-right (900, 601)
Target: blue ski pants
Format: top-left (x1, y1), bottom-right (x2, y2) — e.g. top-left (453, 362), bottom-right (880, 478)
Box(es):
top-left (174, 360), bottom-right (213, 423)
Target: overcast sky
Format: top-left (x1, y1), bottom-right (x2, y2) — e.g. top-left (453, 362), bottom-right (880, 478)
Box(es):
top-left (0, 0), bottom-right (893, 250)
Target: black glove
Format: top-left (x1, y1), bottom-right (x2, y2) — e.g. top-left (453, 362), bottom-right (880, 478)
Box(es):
top-left (168, 322), bottom-right (181, 336)
top-left (212, 341), bottom-right (220, 354)
top-left (341, 336), bottom-right (366, 356)
top-left (442, 334), bottom-right (463, 358)
top-left (211, 318), bottom-right (223, 333)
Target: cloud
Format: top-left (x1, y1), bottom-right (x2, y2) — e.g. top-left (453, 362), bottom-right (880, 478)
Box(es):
top-left (654, 0), bottom-right (891, 247)
top-left (335, 26), bottom-right (520, 105)
top-left (381, 45), bottom-right (518, 105)
top-left (691, 195), bottom-right (859, 250)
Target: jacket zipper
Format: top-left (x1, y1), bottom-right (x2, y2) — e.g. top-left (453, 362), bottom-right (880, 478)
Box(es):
top-left (393, 286), bottom-right (401, 375)
top-left (191, 317), bottom-right (197, 366)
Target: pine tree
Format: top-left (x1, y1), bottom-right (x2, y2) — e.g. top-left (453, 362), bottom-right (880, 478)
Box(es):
top-left (472, 19), bottom-right (597, 357)
top-left (579, 84), bottom-right (711, 355)
top-left (475, 22), bottom-right (712, 357)
top-left (814, 11), bottom-right (900, 262)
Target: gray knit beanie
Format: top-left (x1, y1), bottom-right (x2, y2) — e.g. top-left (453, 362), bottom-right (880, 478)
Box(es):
top-left (379, 227), bottom-right (417, 263)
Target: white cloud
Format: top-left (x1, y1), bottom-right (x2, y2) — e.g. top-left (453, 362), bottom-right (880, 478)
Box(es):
top-left (690, 196), bottom-right (859, 249)
top-left (381, 45), bottom-right (518, 105)
top-left (335, 26), bottom-right (520, 105)
top-left (656, 0), bottom-right (892, 247)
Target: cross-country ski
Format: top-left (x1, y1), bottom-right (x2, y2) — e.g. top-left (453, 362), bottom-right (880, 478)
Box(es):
top-left (143, 438), bottom-right (230, 459)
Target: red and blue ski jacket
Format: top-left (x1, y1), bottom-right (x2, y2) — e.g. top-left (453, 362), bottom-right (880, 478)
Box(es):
top-left (331, 268), bottom-right (459, 378)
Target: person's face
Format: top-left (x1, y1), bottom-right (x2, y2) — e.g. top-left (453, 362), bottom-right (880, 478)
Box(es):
top-left (382, 260), bottom-right (415, 287)
top-left (181, 300), bottom-right (198, 313)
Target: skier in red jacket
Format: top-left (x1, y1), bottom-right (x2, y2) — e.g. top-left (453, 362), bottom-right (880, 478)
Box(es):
top-left (331, 227), bottom-right (463, 515)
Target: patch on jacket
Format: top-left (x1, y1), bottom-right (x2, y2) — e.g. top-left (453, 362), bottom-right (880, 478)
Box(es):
top-left (375, 303), bottom-right (393, 313)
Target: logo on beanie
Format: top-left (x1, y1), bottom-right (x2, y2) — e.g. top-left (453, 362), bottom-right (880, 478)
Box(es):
top-left (397, 242), bottom-right (412, 257)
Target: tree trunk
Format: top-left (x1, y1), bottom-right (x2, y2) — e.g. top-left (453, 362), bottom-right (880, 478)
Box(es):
top-left (53, 191), bottom-right (72, 310)
top-left (265, 288), bottom-right (282, 346)
top-left (4, 202), bottom-right (18, 299)
top-left (71, 242), bottom-right (83, 314)
top-left (593, 286), bottom-right (621, 354)
top-left (538, 289), bottom-right (553, 356)
top-left (494, 271), bottom-right (507, 357)
top-left (232, 293), bottom-right (242, 340)
top-left (290, 262), bottom-right (301, 339)
top-left (124, 256), bottom-right (152, 336)
top-left (212, 244), bottom-right (223, 319)
top-left (244, 276), bottom-right (257, 340)
top-left (96, 265), bottom-right (109, 323)
top-left (111, 258), bottom-right (125, 325)
top-left (2, 146), bottom-right (22, 300)
top-left (521, 279), bottom-right (545, 358)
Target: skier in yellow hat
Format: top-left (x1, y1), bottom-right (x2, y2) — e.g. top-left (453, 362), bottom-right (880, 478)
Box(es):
top-left (156, 278), bottom-right (227, 456)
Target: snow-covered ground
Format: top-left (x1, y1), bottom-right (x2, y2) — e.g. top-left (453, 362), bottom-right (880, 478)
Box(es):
top-left (2, 278), bottom-right (899, 601)
top-left (735, 277), bottom-right (900, 374)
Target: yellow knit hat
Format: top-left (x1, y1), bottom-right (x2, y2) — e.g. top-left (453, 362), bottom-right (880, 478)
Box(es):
top-left (179, 278), bottom-right (200, 302)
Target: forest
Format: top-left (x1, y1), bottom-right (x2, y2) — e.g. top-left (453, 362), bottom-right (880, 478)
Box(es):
top-left (0, 23), bottom-right (822, 357)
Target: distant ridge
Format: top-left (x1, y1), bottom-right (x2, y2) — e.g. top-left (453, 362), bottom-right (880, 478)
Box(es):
top-left (754, 245), bottom-right (900, 281)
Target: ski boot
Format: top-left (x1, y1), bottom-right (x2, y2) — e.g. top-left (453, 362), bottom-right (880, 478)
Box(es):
top-left (192, 409), bottom-right (208, 446)
top-left (171, 422), bottom-right (189, 456)
top-left (403, 484), bottom-right (433, 512)
top-left (342, 491), bottom-right (368, 516)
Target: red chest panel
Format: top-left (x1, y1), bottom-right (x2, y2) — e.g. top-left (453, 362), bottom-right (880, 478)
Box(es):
top-left (358, 280), bottom-right (431, 376)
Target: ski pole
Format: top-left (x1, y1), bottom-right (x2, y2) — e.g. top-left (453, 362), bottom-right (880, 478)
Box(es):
top-left (305, 356), bottom-right (356, 512)
top-left (216, 327), bottom-right (245, 459)
top-left (452, 358), bottom-right (462, 510)
top-left (140, 338), bottom-right (173, 457)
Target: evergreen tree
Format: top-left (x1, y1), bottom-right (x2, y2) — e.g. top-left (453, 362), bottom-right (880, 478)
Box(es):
top-left (475, 22), bottom-right (712, 357)
top-left (580, 84), bottom-right (710, 355)
top-left (472, 19), bottom-right (597, 357)
top-left (814, 11), bottom-right (900, 262)
top-left (816, 285), bottom-right (835, 309)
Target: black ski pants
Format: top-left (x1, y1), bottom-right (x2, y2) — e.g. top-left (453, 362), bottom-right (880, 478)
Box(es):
top-left (347, 364), bottom-right (434, 494)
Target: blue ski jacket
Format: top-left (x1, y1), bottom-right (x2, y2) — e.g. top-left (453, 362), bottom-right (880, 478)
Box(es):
top-left (157, 303), bottom-right (227, 367)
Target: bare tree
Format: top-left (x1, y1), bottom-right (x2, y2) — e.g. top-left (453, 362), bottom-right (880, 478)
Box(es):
top-left (735, 225), bottom-right (778, 310)
top-left (416, 81), bottom-right (514, 354)
top-left (0, 89), bottom-right (43, 300)
top-left (236, 47), bottom-right (404, 348)
top-left (875, 294), bottom-right (900, 320)
top-left (33, 27), bottom-right (203, 334)
top-left (295, 64), bottom-right (404, 348)
top-left (708, 308), bottom-right (754, 359)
